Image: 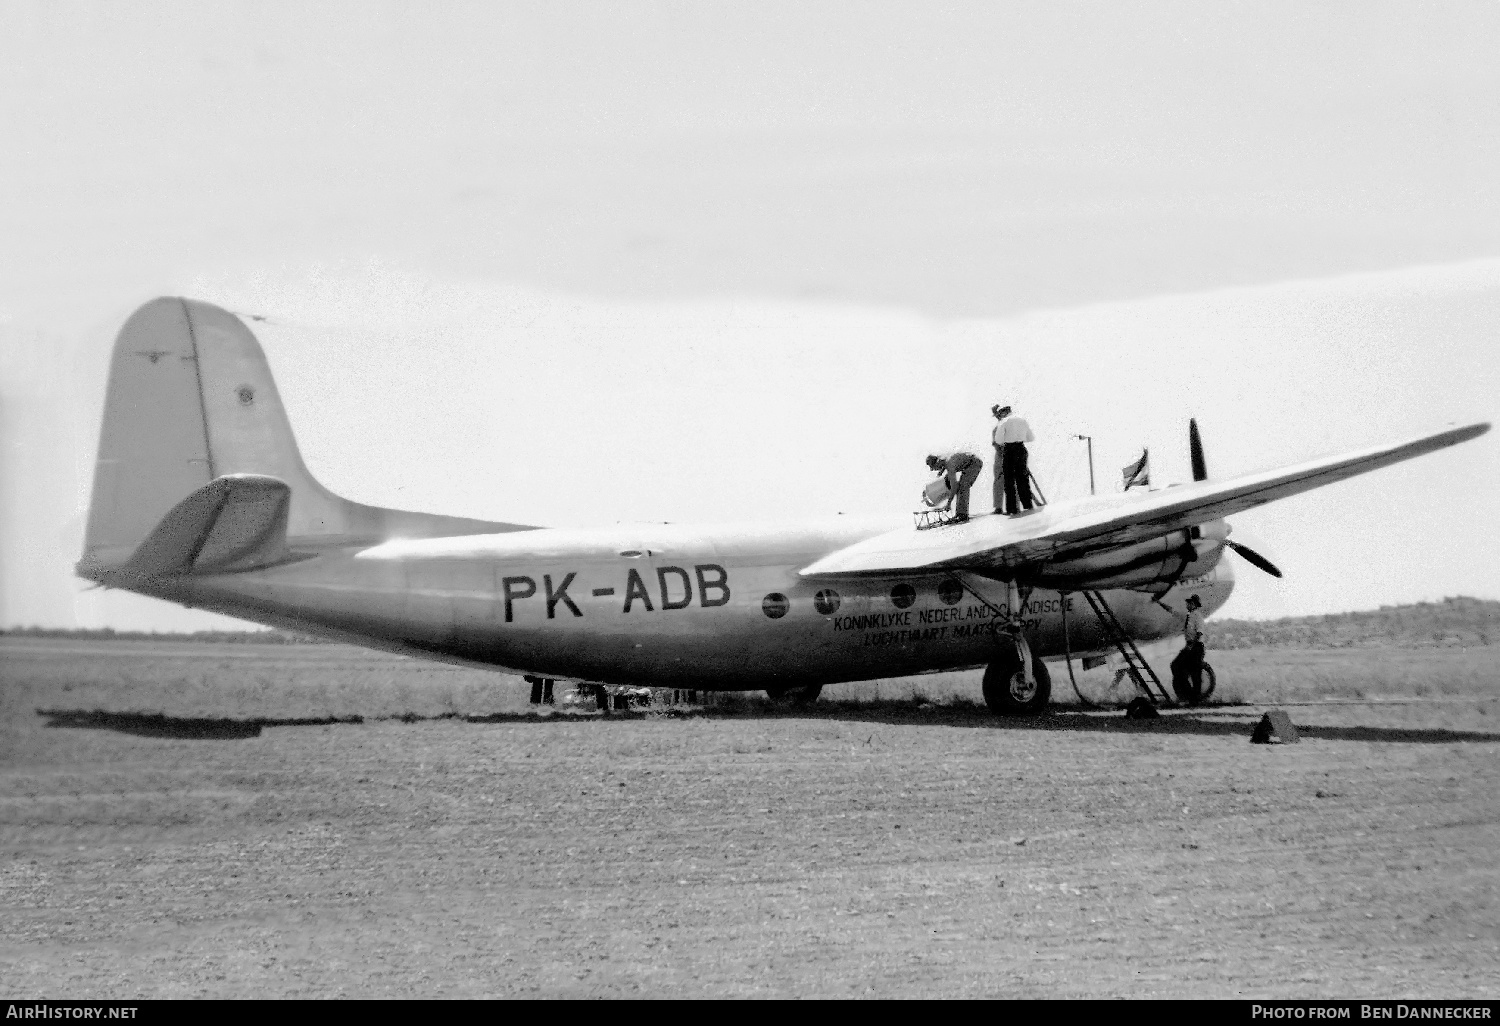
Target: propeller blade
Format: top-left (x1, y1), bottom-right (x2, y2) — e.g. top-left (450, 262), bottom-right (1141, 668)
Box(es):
top-left (1189, 417), bottom-right (1208, 482)
top-left (1226, 540), bottom-right (1283, 578)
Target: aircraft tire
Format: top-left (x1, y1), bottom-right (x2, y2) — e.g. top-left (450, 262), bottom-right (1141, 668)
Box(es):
top-left (982, 653), bottom-right (1052, 716)
top-left (1176, 661), bottom-right (1218, 706)
top-left (1189, 663), bottom-right (1217, 705)
top-left (765, 684), bottom-right (823, 706)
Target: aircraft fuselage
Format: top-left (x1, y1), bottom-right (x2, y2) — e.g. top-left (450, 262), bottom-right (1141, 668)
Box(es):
top-left (132, 515), bottom-right (1234, 689)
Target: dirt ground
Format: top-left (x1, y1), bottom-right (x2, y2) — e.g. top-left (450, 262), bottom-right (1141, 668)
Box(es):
top-left (2, 638), bottom-right (1497, 998)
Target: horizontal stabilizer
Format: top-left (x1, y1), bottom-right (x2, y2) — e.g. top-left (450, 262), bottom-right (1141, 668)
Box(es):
top-left (800, 421), bottom-right (1490, 578)
top-left (86, 474), bottom-right (296, 581)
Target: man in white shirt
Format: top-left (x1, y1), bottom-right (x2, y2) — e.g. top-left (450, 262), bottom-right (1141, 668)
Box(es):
top-left (1170, 594), bottom-right (1207, 704)
top-left (991, 404), bottom-right (1036, 515)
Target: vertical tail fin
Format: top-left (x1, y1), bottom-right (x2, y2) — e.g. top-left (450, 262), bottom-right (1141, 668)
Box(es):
top-left (80, 297), bottom-right (530, 577)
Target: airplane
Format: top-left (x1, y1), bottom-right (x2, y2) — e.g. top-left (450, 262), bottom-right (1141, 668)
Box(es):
top-left (76, 297), bottom-right (1490, 715)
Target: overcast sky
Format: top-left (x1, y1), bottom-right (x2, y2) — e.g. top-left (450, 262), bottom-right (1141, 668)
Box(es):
top-left (3, 0), bottom-right (1498, 629)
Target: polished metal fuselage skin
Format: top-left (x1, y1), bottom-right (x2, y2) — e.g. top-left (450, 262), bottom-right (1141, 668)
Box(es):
top-left (125, 510), bottom-right (1234, 689)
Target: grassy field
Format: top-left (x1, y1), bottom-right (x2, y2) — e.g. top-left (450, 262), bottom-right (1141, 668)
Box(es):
top-left (4, 636), bottom-right (1495, 726)
top-left (3, 636), bottom-right (1498, 998)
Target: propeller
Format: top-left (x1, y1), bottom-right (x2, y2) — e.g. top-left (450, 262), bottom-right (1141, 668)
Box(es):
top-left (1189, 417), bottom-right (1208, 482)
top-left (1188, 417), bottom-right (1281, 578)
top-left (1225, 539), bottom-right (1283, 578)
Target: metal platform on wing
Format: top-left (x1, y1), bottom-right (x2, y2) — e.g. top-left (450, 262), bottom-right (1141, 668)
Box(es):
top-left (913, 508), bottom-right (956, 530)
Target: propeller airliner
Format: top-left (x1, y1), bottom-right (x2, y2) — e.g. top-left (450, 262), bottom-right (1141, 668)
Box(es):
top-left (77, 298), bottom-right (1490, 714)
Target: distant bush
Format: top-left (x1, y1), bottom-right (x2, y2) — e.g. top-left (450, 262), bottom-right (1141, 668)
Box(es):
top-left (1207, 596), bottom-right (1500, 649)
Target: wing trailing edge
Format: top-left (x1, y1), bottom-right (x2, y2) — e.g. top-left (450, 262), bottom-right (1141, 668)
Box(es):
top-left (799, 421), bottom-right (1490, 578)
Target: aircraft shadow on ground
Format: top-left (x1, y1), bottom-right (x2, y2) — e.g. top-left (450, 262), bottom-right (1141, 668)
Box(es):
top-left (36, 709), bottom-right (365, 740)
top-left (36, 704), bottom-right (1500, 745)
top-left (34, 708), bottom-right (623, 739)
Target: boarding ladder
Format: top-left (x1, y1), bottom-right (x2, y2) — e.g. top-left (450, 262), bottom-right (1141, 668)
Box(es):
top-left (1081, 590), bottom-right (1172, 705)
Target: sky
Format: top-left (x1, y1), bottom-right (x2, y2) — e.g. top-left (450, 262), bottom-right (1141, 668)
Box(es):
top-left (2, 0), bottom-right (1499, 629)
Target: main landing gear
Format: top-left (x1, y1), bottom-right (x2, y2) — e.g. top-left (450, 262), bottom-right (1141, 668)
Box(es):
top-left (982, 633), bottom-right (1052, 716)
top-left (971, 578), bottom-right (1051, 717)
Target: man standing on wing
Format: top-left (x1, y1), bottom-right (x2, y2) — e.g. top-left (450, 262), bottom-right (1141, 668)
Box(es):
top-left (992, 404), bottom-right (1036, 515)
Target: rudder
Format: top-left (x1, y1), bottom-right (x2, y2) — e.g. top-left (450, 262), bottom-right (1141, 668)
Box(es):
top-left (83, 298), bottom-right (217, 572)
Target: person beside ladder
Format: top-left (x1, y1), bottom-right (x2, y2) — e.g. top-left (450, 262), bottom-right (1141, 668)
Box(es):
top-left (1170, 594), bottom-right (1207, 704)
top-left (991, 404), bottom-right (1036, 515)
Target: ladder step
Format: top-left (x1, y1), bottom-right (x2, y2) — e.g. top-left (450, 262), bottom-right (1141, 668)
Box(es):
top-left (1083, 590), bottom-right (1172, 705)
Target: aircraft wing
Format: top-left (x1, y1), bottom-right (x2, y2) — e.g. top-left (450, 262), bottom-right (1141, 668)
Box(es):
top-left (799, 422), bottom-right (1489, 578)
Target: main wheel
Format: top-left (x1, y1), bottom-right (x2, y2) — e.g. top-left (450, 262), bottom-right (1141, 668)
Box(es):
top-left (765, 684), bottom-right (823, 706)
top-left (982, 650), bottom-right (1052, 716)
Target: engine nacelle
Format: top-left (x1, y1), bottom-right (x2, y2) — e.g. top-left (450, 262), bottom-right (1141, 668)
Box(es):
top-left (1028, 520), bottom-right (1228, 592)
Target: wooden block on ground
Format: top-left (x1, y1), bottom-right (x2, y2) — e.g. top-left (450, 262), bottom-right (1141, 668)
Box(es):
top-left (1251, 709), bottom-right (1300, 744)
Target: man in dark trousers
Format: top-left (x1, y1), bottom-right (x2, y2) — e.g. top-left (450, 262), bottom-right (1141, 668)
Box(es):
top-left (1170, 594), bottom-right (1207, 704)
top-left (991, 404), bottom-right (1036, 515)
top-left (925, 452), bottom-right (983, 523)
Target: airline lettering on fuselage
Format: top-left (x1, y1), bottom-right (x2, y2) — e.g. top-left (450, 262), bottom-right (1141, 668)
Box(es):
top-left (623, 564), bottom-right (731, 613)
top-left (504, 564), bottom-right (732, 621)
top-left (832, 611), bottom-right (913, 631)
top-left (545, 573), bottom-right (581, 619)
top-left (499, 566), bottom-right (1080, 627)
top-left (695, 565), bottom-right (732, 607)
top-left (623, 569), bottom-right (654, 613)
top-left (658, 567), bottom-right (693, 610)
top-left (502, 575), bottom-right (536, 623)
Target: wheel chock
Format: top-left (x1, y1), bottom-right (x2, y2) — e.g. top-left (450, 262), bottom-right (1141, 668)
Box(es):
top-left (1124, 697), bottom-right (1159, 719)
top-left (1251, 709), bottom-right (1299, 744)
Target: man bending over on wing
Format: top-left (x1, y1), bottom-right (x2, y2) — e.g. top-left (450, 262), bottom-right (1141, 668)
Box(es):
top-left (926, 452), bottom-right (983, 524)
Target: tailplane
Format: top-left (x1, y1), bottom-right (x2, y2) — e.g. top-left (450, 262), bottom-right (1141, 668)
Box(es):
top-left (107, 474), bottom-right (295, 581)
top-left (80, 297), bottom-right (531, 579)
